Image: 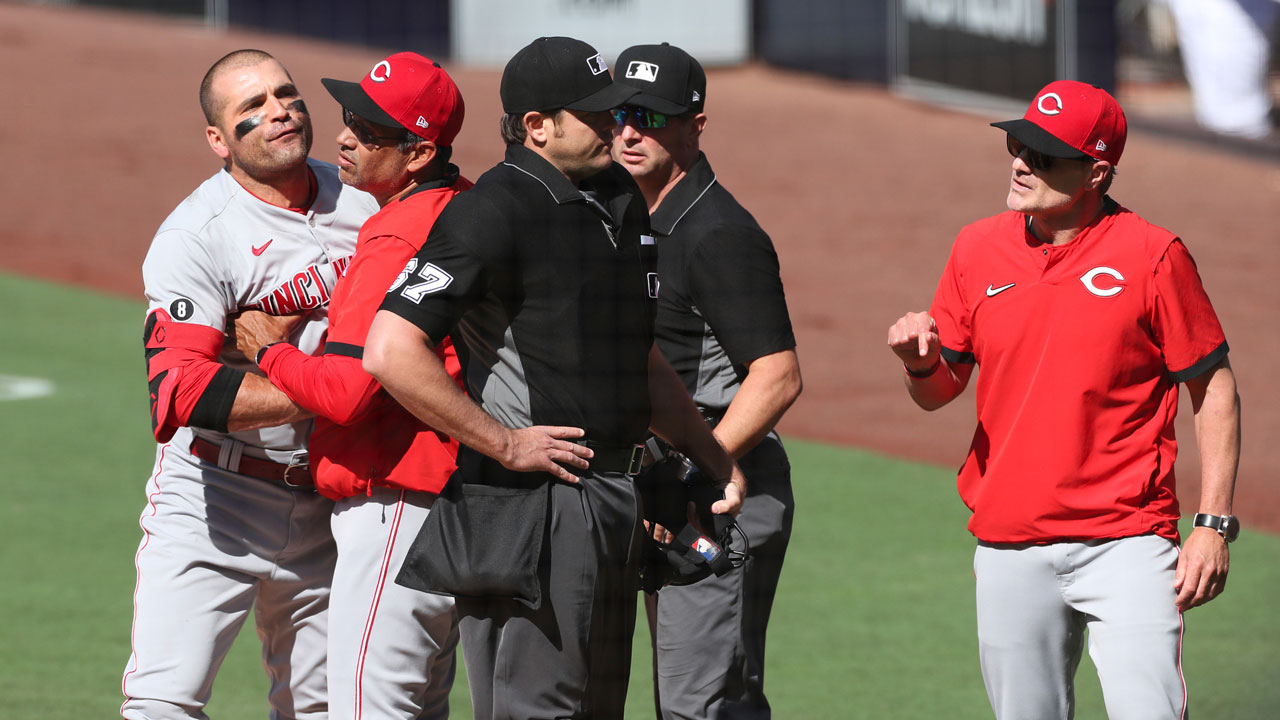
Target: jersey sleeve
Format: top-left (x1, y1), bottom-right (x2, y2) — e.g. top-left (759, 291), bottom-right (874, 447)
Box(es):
top-left (378, 195), bottom-right (505, 343)
top-left (1151, 239), bottom-right (1228, 382)
top-left (686, 224), bottom-right (796, 367)
top-left (260, 232), bottom-right (441, 425)
top-left (325, 234), bottom-right (422, 351)
top-left (142, 228), bottom-right (245, 442)
top-left (930, 238), bottom-right (975, 364)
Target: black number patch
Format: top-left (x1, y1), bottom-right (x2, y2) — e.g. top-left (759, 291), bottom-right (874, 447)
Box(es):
top-left (169, 297), bottom-right (195, 321)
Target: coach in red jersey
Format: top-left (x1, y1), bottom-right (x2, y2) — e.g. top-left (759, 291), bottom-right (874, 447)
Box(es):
top-left (233, 52), bottom-right (470, 720)
top-left (888, 80), bottom-right (1240, 720)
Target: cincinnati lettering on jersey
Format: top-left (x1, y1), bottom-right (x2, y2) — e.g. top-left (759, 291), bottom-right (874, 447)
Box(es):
top-left (252, 256), bottom-right (352, 314)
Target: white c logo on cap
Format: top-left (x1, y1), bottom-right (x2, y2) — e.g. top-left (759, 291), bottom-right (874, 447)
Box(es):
top-left (1037, 92), bottom-right (1063, 116)
top-left (1080, 266), bottom-right (1125, 297)
top-left (370, 60), bottom-right (391, 83)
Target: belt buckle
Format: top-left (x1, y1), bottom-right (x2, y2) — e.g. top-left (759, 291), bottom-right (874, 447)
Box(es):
top-left (283, 450), bottom-right (310, 488)
top-left (625, 444), bottom-right (645, 477)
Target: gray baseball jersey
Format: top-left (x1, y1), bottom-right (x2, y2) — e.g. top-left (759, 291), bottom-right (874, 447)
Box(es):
top-left (122, 159), bottom-right (377, 720)
top-left (142, 157), bottom-right (374, 457)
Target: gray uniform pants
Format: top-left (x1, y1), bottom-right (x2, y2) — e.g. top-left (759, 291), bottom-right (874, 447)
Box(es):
top-left (121, 437), bottom-right (335, 720)
top-left (329, 489), bottom-right (457, 720)
top-left (458, 471), bottom-right (644, 720)
top-left (650, 436), bottom-right (794, 720)
top-left (975, 534), bottom-right (1186, 720)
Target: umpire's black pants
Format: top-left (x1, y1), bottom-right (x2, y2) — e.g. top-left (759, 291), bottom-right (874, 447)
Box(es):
top-left (459, 470), bottom-right (644, 720)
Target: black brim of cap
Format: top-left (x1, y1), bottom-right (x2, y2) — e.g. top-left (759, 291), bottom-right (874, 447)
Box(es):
top-left (321, 77), bottom-right (405, 132)
top-left (625, 92), bottom-right (690, 116)
top-left (564, 82), bottom-right (639, 112)
top-left (991, 118), bottom-right (1091, 159)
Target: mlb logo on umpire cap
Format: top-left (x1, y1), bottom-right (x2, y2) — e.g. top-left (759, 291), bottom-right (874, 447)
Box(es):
top-left (626, 61), bottom-right (660, 83)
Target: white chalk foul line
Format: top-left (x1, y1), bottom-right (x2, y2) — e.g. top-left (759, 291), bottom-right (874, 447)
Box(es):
top-left (0, 374), bottom-right (56, 401)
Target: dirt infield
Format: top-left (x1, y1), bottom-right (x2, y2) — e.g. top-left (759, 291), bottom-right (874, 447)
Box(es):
top-left (3, 4), bottom-right (1277, 531)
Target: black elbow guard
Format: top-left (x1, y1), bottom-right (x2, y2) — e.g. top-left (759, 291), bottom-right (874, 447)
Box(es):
top-left (189, 366), bottom-right (245, 432)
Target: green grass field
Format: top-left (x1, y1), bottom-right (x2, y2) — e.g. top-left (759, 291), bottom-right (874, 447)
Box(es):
top-left (2, 272), bottom-right (1277, 718)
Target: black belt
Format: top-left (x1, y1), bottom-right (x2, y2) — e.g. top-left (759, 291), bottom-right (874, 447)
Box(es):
top-left (581, 441), bottom-right (646, 477)
top-left (191, 437), bottom-right (315, 490)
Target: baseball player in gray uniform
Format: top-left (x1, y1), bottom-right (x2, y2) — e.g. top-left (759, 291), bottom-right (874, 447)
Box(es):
top-left (121, 49), bottom-right (377, 719)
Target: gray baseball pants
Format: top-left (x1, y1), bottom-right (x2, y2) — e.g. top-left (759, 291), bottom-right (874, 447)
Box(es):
top-left (975, 534), bottom-right (1186, 720)
top-left (121, 435), bottom-right (335, 720)
top-left (328, 488), bottom-right (457, 720)
top-left (458, 471), bottom-right (644, 720)
top-left (648, 436), bottom-right (793, 720)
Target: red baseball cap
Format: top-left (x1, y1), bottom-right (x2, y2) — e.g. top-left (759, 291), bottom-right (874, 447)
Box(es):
top-left (322, 52), bottom-right (464, 147)
top-left (991, 80), bottom-right (1126, 165)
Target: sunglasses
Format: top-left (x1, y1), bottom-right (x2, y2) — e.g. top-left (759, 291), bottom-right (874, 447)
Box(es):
top-left (1005, 135), bottom-right (1098, 173)
top-left (343, 107), bottom-right (408, 146)
top-left (611, 105), bottom-right (670, 130)
top-left (1005, 135), bottom-right (1063, 171)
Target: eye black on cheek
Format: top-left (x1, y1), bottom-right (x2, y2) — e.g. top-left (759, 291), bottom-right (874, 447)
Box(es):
top-left (288, 99), bottom-right (308, 115)
top-left (234, 114), bottom-right (264, 140)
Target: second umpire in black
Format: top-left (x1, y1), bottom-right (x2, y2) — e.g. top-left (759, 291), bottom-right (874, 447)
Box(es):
top-left (611, 43), bottom-right (802, 719)
top-left (364, 36), bottom-right (748, 720)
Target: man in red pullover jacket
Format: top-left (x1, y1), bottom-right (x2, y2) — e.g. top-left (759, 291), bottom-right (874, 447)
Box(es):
top-left (234, 52), bottom-right (470, 720)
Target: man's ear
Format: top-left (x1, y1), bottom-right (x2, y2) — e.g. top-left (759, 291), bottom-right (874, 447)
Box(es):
top-left (1088, 160), bottom-right (1112, 191)
top-left (206, 125), bottom-right (231, 162)
top-left (689, 113), bottom-right (707, 139)
top-left (685, 112), bottom-right (707, 151)
top-left (524, 111), bottom-right (551, 145)
top-left (405, 140), bottom-right (439, 174)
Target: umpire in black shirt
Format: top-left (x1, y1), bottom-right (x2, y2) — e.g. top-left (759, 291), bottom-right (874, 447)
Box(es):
top-left (364, 36), bottom-right (748, 720)
top-left (612, 43), bottom-right (803, 719)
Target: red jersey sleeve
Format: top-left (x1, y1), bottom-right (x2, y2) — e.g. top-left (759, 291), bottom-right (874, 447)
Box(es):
top-left (1151, 239), bottom-right (1229, 382)
top-left (260, 233), bottom-right (462, 424)
top-left (258, 344), bottom-right (377, 425)
top-left (930, 239), bottom-right (975, 364)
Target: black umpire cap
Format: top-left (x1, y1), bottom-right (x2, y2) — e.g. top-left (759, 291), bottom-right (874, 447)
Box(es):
top-left (500, 36), bottom-right (637, 114)
top-left (614, 42), bottom-right (706, 115)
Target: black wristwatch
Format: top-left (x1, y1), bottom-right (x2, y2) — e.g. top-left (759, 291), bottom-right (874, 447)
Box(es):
top-left (1192, 513), bottom-right (1240, 543)
top-left (255, 342), bottom-right (283, 366)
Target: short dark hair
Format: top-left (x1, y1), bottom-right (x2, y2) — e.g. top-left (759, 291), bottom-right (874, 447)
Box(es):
top-left (397, 131), bottom-right (425, 153)
top-left (499, 112), bottom-right (528, 145)
top-left (199, 49), bottom-right (279, 126)
top-left (398, 135), bottom-right (454, 182)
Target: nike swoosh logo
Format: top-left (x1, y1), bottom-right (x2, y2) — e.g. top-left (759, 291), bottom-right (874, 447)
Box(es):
top-left (986, 282), bottom-right (1016, 297)
top-left (251, 239), bottom-right (273, 256)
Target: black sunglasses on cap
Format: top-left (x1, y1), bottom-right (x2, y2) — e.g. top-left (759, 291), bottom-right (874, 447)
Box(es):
top-left (612, 105), bottom-right (670, 130)
top-left (343, 107), bottom-right (410, 146)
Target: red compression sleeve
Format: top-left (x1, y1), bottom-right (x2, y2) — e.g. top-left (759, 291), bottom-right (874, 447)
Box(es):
top-left (144, 309), bottom-right (244, 442)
